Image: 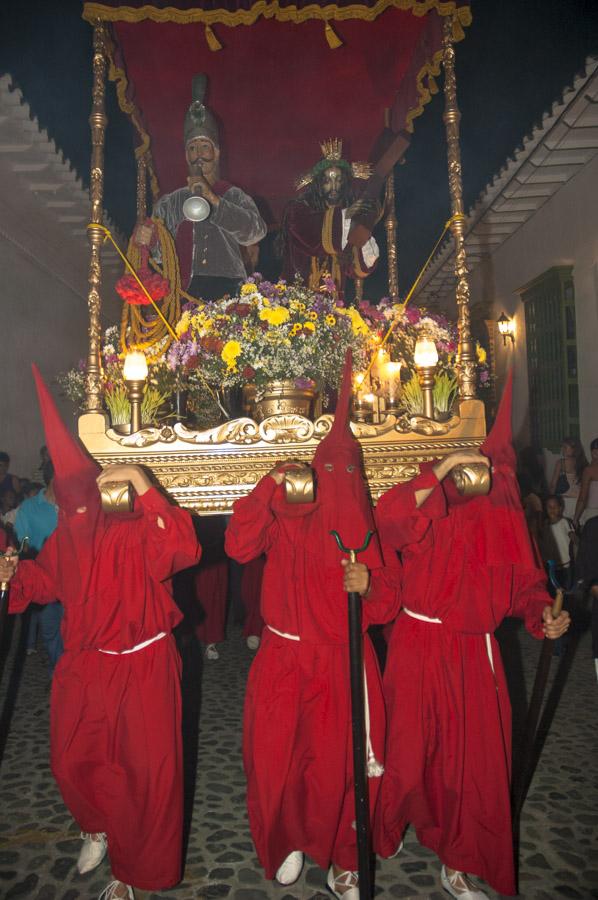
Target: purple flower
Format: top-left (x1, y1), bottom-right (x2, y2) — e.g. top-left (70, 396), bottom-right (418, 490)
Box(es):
top-left (405, 307), bottom-right (421, 324)
top-left (295, 376), bottom-right (316, 389)
top-left (182, 301), bottom-right (196, 312)
top-left (257, 280), bottom-right (277, 299)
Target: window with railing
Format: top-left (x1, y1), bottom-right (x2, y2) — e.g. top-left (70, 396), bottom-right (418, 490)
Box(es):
top-left (518, 266), bottom-right (579, 451)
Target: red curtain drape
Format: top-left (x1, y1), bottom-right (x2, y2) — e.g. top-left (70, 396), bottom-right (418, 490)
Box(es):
top-left (84, 2), bottom-right (470, 223)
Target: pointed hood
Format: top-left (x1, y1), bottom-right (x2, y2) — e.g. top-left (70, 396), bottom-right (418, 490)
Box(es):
top-left (308, 349), bottom-right (382, 569)
top-left (451, 369), bottom-right (539, 571)
top-left (481, 369), bottom-right (515, 469)
top-left (32, 364), bottom-right (101, 516)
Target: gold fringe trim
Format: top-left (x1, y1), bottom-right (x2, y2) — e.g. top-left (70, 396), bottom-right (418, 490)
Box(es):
top-left (83, 2), bottom-right (471, 30)
top-left (103, 31), bottom-right (161, 200)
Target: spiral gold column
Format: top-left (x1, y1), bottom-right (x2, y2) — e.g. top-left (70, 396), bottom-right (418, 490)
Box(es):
top-left (85, 22), bottom-right (108, 412)
top-left (384, 171), bottom-right (399, 300)
top-left (442, 16), bottom-right (477, 400)
top-left (136, 151), bottom-right (148, 223)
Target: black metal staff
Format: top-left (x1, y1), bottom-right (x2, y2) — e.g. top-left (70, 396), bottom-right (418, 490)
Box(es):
top-left (512, 560), bottom-right (565, 821)
top-left (330, 529), bottom-right (374, 900)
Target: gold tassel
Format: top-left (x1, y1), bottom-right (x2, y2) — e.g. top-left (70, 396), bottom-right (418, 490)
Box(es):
top-left (205, 24), bottom-right (223, 52)
top-left (324, 22), bottom-right (343, 50)
top-left (452, 18), bottom-right (465, 42)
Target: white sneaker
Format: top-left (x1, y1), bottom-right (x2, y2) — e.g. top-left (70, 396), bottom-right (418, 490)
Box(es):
top-left (246, 635), bottom-right (260, 651)
top-left (205, 644), bottom-right (219, 660)
top-left (78, 831), bottom-right (107, 874)
top-left (275, 850), bottom-right (304, 885)
top-left (326, 866), bottom-right (360, 899)
top-left (440, 865), bottom-right (489, 899)
top-left (98, 881), bottom-right (134, 900)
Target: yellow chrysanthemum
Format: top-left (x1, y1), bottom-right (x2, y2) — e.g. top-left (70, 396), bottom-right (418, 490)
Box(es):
top-left (240, 282), bottom-right (257, 296)
top-left (303, 322), bottom-right (316, 332)
top-left (175, 310), bottom-right (191, 337)
top-left (476, 344), bottom-right (487, 364)
top-left (221, 340), bottom-right (242, 370)
top-left (259, 306), bottom-right (290, 326)
top-left (275, 282), bottom-right (287, 293)
top-left (346, 307), bottom-right (369, 336)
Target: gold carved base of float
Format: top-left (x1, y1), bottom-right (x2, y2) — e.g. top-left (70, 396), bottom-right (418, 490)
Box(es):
top-left (78, 399), bottom-right (486, 516)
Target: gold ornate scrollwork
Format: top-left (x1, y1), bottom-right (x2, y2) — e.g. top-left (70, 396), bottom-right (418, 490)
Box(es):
top-left (175, 419), bottom-right (261, 446)
top-left (107, 425), bottom-right (178, 448)
top-left (395, 414), bottom-right (456, 436)
top-left (259, 415), bottom-right (314, 444)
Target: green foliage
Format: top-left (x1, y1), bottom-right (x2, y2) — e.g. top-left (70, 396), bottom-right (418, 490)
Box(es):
top-left (402, 373), bottom-right (423, 415)
top-left (433, 372), bottom-right (458, 413)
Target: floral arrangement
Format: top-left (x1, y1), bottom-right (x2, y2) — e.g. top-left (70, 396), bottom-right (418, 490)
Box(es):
top-left (357, 299), bottom-right (491, 392)
top-left (58, 285), bottom-right (492, 428)
top-left (166, 275), bottom-right (370, 393)
top-left (57, 326), bottom-right (223, 427)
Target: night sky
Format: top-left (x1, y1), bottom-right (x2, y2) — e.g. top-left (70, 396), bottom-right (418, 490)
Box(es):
top-left (2, 0), bottom-right (598, 297)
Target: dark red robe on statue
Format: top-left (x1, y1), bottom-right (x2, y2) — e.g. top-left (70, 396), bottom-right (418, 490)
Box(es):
top-left (225, 351), bottom-right (401, 878)
top-left (8, 368), bottom-right (201, 891)
top-left (374, 375), bottom-right (550, 896)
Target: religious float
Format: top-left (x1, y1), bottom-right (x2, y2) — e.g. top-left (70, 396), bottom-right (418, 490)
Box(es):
top-left (75, 0), bottom-right (488, 514)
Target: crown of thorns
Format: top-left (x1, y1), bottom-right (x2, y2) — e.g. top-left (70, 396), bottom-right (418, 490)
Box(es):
top-left (295, 138), bottom-right (372, 190)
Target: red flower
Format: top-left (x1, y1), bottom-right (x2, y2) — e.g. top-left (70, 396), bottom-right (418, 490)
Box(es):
top-left (201, 336), bottom-right (224, 354)
top-left (242, 366), bottom-right (255, 379)
top-left (115, 266), bottom-right (170, 306)
top-left (229, 303), bottom-right (252, 318)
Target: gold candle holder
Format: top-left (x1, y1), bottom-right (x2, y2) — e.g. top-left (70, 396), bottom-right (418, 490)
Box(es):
top-left (414, 337), bottom-right (438, 420)
top-left (123, 351), bottom-right (148, 434)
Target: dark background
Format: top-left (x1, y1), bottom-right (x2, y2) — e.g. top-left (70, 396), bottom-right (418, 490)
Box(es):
top-left (2, 0), bottom-right (598, 298)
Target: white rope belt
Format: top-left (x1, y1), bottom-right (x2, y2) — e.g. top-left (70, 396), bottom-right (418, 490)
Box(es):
top-left (98, 631), bottom-right (166, 655)
top-left (402, 608), bottom-right (495, 675)
top-left (266, 625), bottom-right (384, 777)
top-left (403, 607), bottom-right (442, 624)
top-left (267, 625), bottom-right (300, 641)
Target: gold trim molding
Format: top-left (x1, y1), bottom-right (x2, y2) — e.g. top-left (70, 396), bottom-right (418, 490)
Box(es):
top-left (79, 400), bottom-right (485, 514)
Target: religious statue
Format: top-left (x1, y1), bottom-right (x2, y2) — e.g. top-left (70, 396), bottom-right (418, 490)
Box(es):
top-left (279, 139), bottom-right (381, 300)
top-left (136, 74), bottom-right (267, 302)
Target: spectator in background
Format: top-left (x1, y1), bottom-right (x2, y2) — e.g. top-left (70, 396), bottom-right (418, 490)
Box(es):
top-left (549, 437), bottom-right (587, 519)
top-left (539, 495), bottom-right (575, 588)
top-left (573, 437), bottom-right (598, 530)
top-left (14, 459), bottom-right (63, 672)
top-left (517, 447), bottom-right (545, 544)
top-left (0, 451), bottom-right (20, 496)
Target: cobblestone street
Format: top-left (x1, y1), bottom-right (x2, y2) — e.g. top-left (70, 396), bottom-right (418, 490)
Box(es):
top-left (1, 615), bottom-right (597, 900)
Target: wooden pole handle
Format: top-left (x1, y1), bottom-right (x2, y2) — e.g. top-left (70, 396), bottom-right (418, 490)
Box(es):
top-left (551, 588), bottom-right (564, 620)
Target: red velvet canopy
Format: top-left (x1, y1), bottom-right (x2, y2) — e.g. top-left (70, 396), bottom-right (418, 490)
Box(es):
top-left (83, 1), bottom-right (471, 224)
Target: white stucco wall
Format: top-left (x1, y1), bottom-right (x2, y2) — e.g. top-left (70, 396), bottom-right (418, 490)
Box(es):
top-left (0, 226), bottom-right (120, 480)
top-left (469, 151), bottom-right (598, 455)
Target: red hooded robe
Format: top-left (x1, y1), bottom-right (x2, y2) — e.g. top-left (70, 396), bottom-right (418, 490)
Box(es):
top-left (225, 351), bottom-right (401, 877)
top-left (374, 373), bottom-right (550, 895)
top-left (8, 367), bottom-right (201, 890)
